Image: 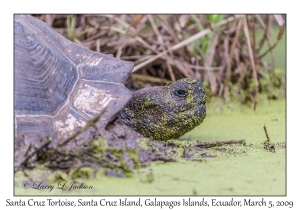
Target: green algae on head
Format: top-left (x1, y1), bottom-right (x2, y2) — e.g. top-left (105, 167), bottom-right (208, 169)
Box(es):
top-left (121, 78), bottom-right (206, 141)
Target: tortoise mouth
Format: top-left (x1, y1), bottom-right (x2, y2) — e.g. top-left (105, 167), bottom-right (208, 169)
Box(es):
top-left (154, 103), bottom-right (206, 140)
top-left (176, 103), bottom-right (206, 120)
top-left (171, 100), bottom-right (206, 115)
top-left (163, 103), bottom-right (206, 129)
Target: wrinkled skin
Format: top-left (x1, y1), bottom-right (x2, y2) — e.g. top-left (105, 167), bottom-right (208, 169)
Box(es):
top-left (121, 78), bottom-right (206, 141)
top-left (16, 78), bottom-right (207, 175)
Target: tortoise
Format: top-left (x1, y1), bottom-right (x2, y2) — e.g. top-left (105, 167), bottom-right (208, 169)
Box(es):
top-left (14, 15), bottom-right (207, 151)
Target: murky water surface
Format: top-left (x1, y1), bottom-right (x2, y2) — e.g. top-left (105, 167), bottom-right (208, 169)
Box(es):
top-left (15, 99), bottom-right (286, 195)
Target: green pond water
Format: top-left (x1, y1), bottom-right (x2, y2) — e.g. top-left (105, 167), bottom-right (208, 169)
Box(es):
top-left (15, 98), bottom-right (286, 196)
top-left (14, 24), bottom-right (286, 196)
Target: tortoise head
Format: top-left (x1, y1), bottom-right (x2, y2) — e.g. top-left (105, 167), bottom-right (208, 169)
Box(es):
top-left (121, 78), bottom-right (206, 140)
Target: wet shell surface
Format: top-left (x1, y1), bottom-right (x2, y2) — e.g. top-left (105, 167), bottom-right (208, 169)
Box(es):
top-left (14, 15), bottom-right (134, 148)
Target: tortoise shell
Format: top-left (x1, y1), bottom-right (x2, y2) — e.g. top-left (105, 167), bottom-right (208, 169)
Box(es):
top-left (14, 15), bottom-right (134, 148)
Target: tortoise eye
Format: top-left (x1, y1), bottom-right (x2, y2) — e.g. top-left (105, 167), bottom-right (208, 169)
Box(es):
top-left (175, 89), bottom-right (187, 97)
